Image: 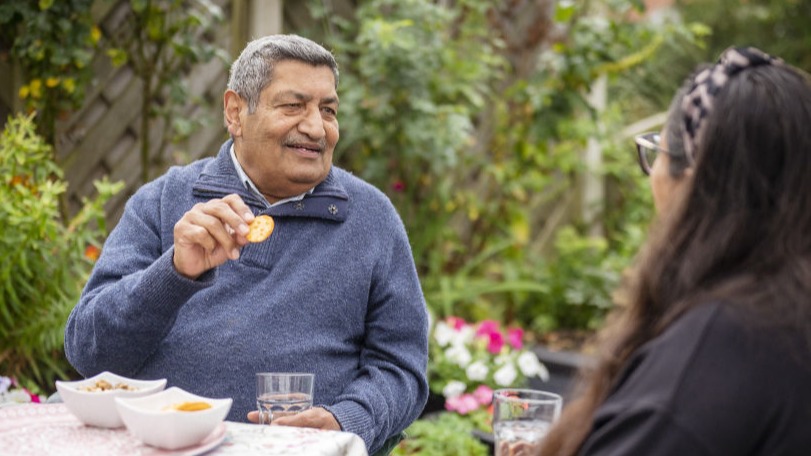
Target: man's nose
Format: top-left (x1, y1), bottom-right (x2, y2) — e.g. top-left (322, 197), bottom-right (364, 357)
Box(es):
top-left (298, 106), bottom-right (326, 139)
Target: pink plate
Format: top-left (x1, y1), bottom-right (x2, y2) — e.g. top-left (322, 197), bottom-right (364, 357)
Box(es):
top-left (0, 403), bottom-right (226, 455)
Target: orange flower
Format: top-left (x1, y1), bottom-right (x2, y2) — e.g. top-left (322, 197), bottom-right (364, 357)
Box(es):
top-left (10, 175), bottom-right (27, 186)
top-left (84, 245), bottom-right (101, 261)
top-left (9, 175), bottom-right (35, 193)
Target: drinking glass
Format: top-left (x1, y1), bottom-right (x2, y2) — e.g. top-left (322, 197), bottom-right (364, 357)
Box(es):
top-left (492, 388), bottom-right (563, 456)
top-left (256, 372), bottom-right (314, 424)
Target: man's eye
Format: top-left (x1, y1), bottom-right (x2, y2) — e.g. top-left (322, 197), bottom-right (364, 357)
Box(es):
top-left (322, 107), bottom-right (337, 116)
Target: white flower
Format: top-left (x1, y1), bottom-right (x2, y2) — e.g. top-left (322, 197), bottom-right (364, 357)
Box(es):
top-left (458, 325), bottom-right (475, 340)
top-left (443, 380), bottom-right (467, 399)
top-left (494, 363), bottom-right (518, 386)
top-left (445, 345), bottom-right (472, 368)
top-left (0, 390), bottom-right (31, 405)
top-left (448, 326), bottom-right (474, 348)
top-left (433, 321), bottom-right (455, 347)
top-left (517, 351), bottom-right (550, 382)
top-left (465, 361), bottom-right (489, 381)
top-left (494, 353), bottom-right (512, 366)
top-left (0, 377), bottom-right (10, 395)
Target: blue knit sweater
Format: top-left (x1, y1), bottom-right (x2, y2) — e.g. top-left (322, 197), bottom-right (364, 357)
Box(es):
top-left (64, 140), bottom-right (430, 453)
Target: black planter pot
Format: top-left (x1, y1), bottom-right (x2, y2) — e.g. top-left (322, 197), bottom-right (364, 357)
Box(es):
top-left (529, 345), bottom-right (593, 402)
top-left (419, 392), bottom-right (446, 418)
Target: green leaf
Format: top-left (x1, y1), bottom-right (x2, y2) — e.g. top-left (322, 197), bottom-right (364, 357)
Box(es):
top-left (106, 48), bottom-right (129, 67)
top-left (131, 0), bottom-right (147, 14)
top-left (555, 1), bottom-right (576, 23)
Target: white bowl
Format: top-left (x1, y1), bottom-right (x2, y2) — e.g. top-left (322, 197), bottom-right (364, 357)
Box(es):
top-left (55, 371), bottom-right (167, 428)
top-left (115, 387), bottom-right (232, 450)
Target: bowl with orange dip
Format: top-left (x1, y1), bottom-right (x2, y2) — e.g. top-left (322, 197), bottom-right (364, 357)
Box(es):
top-left (115, 386), bottom-right (232, 450)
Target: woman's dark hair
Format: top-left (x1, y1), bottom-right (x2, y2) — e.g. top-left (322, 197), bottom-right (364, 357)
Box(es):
top-left (539, 60), bottom-right (811, 456)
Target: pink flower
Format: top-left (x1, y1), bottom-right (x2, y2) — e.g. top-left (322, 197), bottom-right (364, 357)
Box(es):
top-left (391, 180), bottom-right (406, 192)
top-left (486, 331), bottom-right (505, 354)
top-left (473, 385), bottom-right (493, 406)
top-left (475, 320), bottom-right (499, 337)
top-left (19, 387), bottom-right (40, 403)
top-left (473, 320), bottom-right (505, 354)
top-left (445, 393), bottom-right (480, 414)
top-left (447, 317), bottom-right (467, 331)
top-left (507, 327), bottom-right (524, 350)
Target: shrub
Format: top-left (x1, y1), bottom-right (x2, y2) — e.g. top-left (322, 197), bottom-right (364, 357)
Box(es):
top-left (313, 0), bottom-right (693, 334)
top-left (0, 113), bottom-right (122, 394)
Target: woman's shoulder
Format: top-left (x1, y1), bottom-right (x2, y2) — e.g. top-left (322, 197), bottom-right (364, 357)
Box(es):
top-left (602, 299), bottom-right (808, 419)
top-left (589, 301), bottom-right (811, 454)
top-left (649, 300), bottom-right (809, 390)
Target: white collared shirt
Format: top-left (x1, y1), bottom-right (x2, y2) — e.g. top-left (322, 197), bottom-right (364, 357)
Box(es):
top-left (229, 144), bottom-right (312, 208)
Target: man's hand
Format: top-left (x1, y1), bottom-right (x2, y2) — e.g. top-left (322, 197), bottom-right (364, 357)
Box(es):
top-left (246, 407), bottom-right (341, 431)
top-left (173, 194), bottom-right (254, 279)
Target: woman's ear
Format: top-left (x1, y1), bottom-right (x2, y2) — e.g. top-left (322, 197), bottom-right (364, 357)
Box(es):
top-left (223, 90), bottom-right (243, 137)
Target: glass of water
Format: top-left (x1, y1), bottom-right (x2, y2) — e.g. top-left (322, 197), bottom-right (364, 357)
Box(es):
top-left (492, 388), bottom-right (562, 456)
top-left (256, 372), bottom-right (314, 424)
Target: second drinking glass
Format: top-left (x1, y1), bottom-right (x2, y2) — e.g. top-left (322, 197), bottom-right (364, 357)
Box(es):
top-left (492, 388), bottom-right (562, 456)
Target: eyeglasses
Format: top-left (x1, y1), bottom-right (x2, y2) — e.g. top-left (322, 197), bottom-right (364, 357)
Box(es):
top-left (634, 132), bottom-right (668, 176)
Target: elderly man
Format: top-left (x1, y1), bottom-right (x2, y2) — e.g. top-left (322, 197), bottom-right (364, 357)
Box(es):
top-left (65, 34), bottom-right (429, 454)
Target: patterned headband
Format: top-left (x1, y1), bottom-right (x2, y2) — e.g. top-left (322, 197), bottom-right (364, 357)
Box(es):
top-left (680, 46), bottom-right (783, 163)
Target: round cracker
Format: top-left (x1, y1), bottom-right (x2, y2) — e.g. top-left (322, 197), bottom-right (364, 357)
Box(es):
top-left (246, 214), bottom-right (275, 243)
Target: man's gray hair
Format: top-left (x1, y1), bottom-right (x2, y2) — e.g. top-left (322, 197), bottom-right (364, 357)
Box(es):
top-left (227, 34), bottom-right (339, 114)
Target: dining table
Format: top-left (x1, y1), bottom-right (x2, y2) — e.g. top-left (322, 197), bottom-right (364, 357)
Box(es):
top-left (0, 402), bottom-right (369, 455)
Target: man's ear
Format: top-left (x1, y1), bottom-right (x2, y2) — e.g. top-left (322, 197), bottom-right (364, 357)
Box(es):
top-left (223, 90), bottom-right (243, 137)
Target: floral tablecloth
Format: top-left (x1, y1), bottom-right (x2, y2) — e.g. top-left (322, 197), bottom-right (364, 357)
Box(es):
top-left (0, 403), bottom-right (368, 456)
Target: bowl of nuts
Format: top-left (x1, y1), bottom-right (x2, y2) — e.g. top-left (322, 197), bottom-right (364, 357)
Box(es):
top-left (55, 371), bottom-right (167, 428)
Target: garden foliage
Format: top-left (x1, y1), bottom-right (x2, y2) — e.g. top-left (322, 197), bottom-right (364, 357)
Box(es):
top-left (312, 0), bottom-right (699, 335)
top-left (679, 0), bottom-right (811, 73)
top-left (392, 411), bottom-right (489, 456)
top-left (0, 114), bottom-right (122, 392)
top-left (1, 0), bottom-right (228, 391)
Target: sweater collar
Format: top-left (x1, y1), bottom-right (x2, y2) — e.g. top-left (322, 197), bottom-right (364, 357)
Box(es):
top-left (192, 140), bottom-right (349, 222)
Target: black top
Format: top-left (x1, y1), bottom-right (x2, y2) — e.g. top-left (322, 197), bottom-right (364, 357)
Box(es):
top-left (580, 302), bottom-right (811, 455)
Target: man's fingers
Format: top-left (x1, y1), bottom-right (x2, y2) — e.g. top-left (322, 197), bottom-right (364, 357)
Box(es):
top-left (176, 219), bottom-right (217, 252)
top-left (269, 408), bottom-right (340, 431)
top-left (198, 198), bottom-right (251, 241)
top-left (246, 408), bottom-right (338, 430)
top-left (223, 193), bottom-right (255, 226)
top-left (181, 211), bottom-right (240, 259)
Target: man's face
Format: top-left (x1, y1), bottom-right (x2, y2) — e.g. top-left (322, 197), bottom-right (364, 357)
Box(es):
top-left (227, 60), bottom-right (339, 202)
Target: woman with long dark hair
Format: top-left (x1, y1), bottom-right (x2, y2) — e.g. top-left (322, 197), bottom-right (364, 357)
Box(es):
top-left (539, 47), bottom-right (811, 455)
